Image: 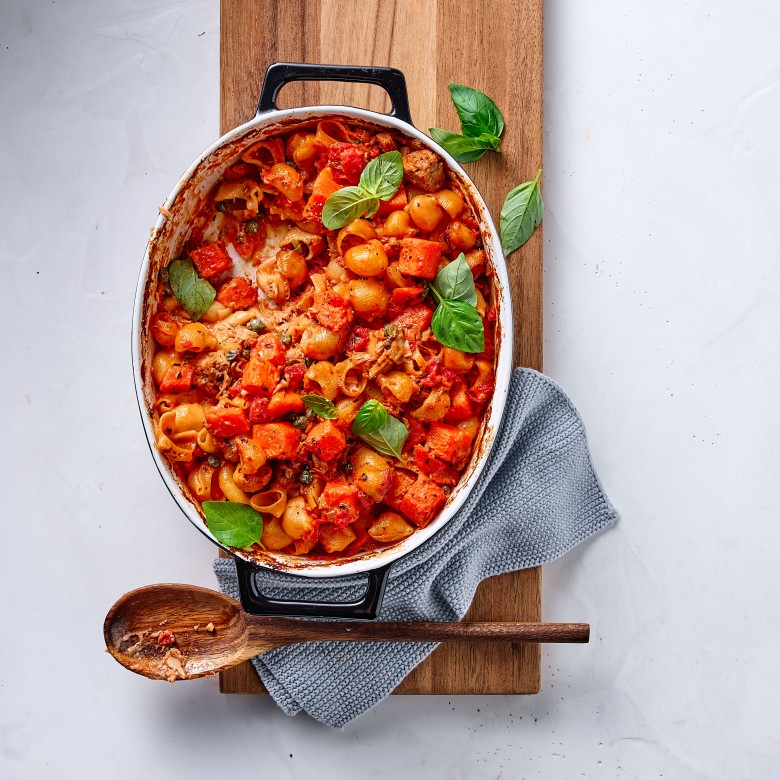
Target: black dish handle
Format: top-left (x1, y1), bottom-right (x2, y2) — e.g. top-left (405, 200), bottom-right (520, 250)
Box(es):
top-left (256, 62), bottom-right (414, 126)
top-left (235, 558), bottom-right (393, 620)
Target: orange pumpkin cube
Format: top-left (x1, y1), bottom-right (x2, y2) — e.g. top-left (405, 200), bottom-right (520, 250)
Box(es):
top-left (216, 277), bottom-right (257, 310)
top-left (252, 422), bottom-right (301, 460)
top-left (189, 242), bottom-right (232, 279)
top-left (397, 237), bottom-right (442, 280)
top-left (383, 469), bottom-right (417, 513)
top-left (426, 422), bottom-right (473, 466)
top-left (306, 420), bottom-right (347, 461)
top-left (242, 358), bottom-right (280, 397)
top-left (399, 474), bottom-right (447, 528)
top-left (318, 482), bottom-right (362, 526)
top-left (266, 392), bottom-right (305, 420)
top-left (204, 405), bottom-right (250, 437)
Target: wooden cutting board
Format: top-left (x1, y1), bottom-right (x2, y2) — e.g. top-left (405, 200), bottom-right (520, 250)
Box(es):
top-left (219, 0), bottom-right (543, 695)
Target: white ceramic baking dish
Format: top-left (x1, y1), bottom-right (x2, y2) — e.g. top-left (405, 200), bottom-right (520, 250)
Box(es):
top-left (132, 63), bottom-right (513, 618)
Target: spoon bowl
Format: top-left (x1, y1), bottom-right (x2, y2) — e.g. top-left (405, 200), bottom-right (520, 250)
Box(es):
top-left (104, 584), bottom-right (590, 682)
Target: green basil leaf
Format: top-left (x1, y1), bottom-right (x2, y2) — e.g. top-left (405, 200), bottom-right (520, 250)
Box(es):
top-left (322, 186), bottom-right (380, 230)
top-left (448, 83), bottom-right (504, 139)
top-left (432, 253), bottom-right (477, 306)
top-left (429, 128), bottom-right (500, 163)
top-left (500, 169), bottom-right (544, 255)
top-left (302, 394), bottom-right (338, 420)
top-left (351, 399), bottom-right (388, 436)
top-left (431, 299), bottom-right (485, 353)
top-left (359, 150), bottom-right (403, 200)
top-left (168, 258), bottom-right (216, 321)
top-left (203, 501), bottom-right (264, 549)
top-left (360, 414), bottom-right (408, 460)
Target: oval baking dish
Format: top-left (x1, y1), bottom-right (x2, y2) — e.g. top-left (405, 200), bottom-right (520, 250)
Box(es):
top-left (132, 63), bottom-right (513, 618)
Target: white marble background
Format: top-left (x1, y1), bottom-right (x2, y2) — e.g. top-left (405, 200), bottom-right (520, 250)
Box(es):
top-left (2, 1), bottom-right (778, 777)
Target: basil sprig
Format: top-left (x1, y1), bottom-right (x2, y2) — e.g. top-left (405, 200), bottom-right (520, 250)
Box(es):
top-left (322, 151), bottom-right (403, 230)
top-left (428, 253), bottom-right (485, 353)
top-left (351, 400), bottom-right (408, 460)
top-left (203, 501), bottom-right (264, 549)
top-left (302, 393), bottom-right (338, 420)
top-left (430, 84), bottom-right (504, 164)
top-left (500, 169), bottom-right (544, 255)
top-left (168, 258), bottom-right (216, 321)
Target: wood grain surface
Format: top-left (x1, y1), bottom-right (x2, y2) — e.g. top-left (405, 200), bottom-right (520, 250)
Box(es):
top-left (219, 0), bottom-right (544, 695)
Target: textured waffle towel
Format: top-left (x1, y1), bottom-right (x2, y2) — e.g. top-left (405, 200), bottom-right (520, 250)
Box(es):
top-left (214, 368), bottom-right (618, 727)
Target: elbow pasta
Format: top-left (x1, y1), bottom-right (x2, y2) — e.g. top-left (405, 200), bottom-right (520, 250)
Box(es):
top-left (147, 119), bottom-right (497, 559)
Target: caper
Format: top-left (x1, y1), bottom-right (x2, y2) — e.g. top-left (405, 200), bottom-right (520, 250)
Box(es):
top-left (245, 219), bottom-right (259, 234)
top-left (241, 346), bottom-right (252, 360)
top-left (384, 323), bottom-right (398, 340)
top-left (225, 348), bottom-right (239, 361)
top-left (278, 331), bottom-right (292, 346)
top-left (299, 467), bottom-right (313, 486)
top-left (304, 357), bottom-right (313, 368)
top-left (248, 318), bottom-right (266, 334)
top-left (207, 455), bottom-right (221, 468)
top-left (343, 461), bottom-right (353, 475)
top-left (290, 414), bottom-right (308, 430)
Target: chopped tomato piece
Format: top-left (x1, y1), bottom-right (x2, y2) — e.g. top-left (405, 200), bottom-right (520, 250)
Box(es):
top-left (399, 474), bottom-right (447, 528)
top-left (345, 326), bottom-right (370, 352)
top-left (318, 482), bottom-right (362, 527)
top-left (224, 219), bottom-right (265, 260)
top-left (242, 358), bottom-right (280, 397)
top-left (384, 469), bottom-right (417, 512)
top-left (392, 304), bottom-right (433, 341)
top-left (283, 363), bottom-right (306, 392)
top-left (306, 420), bottom-right (347, 460)
top-left (467, 377), bottom-right (495, 404)
top-left (204, 405), bottom-right (250, 437)
top-left (216, 277), bottom-right (257, 310)
top-left (420, 357), bottom-right (459, 390)
top-left (397, 237), bottom-right (442, 280)
top-left (387, 286), bottom-right (426, 320)
top-left (266, 392), bottom-right (305, 419)
top-left (248, 397), bottom-right (269, 424)
top-left (311, 290), bottom-right (354, 332)
top-left (426, 422), bottom-right (473, 466)
top-left (253, 422), bottom-right (301, 460)
top-left (406, 417), bottom-right (427, 449)
top-left (252, 333), bottom-right (287, 366)
top-left (377, 184), bottom-right (408, 217)
top-left (328, 143), bottom-right (372, 185)
top-left (159, 362), bottom-right (194, 393)
top-left (189, 242), bottom-right (232, 279)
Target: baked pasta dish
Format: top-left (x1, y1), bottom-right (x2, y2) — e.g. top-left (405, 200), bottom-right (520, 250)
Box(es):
top-left (148, 118), bottom-right (498, 560)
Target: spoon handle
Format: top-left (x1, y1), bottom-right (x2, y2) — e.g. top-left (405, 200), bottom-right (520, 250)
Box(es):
top-left (249, 619), bottom-right (589, 645)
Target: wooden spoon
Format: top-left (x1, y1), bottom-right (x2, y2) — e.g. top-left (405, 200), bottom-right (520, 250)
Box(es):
top-left (104, 583), bottom-right (589, 682)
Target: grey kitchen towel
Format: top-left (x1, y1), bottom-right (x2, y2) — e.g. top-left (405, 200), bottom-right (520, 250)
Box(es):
top-left (214, 368), bottom-right (618, 727)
